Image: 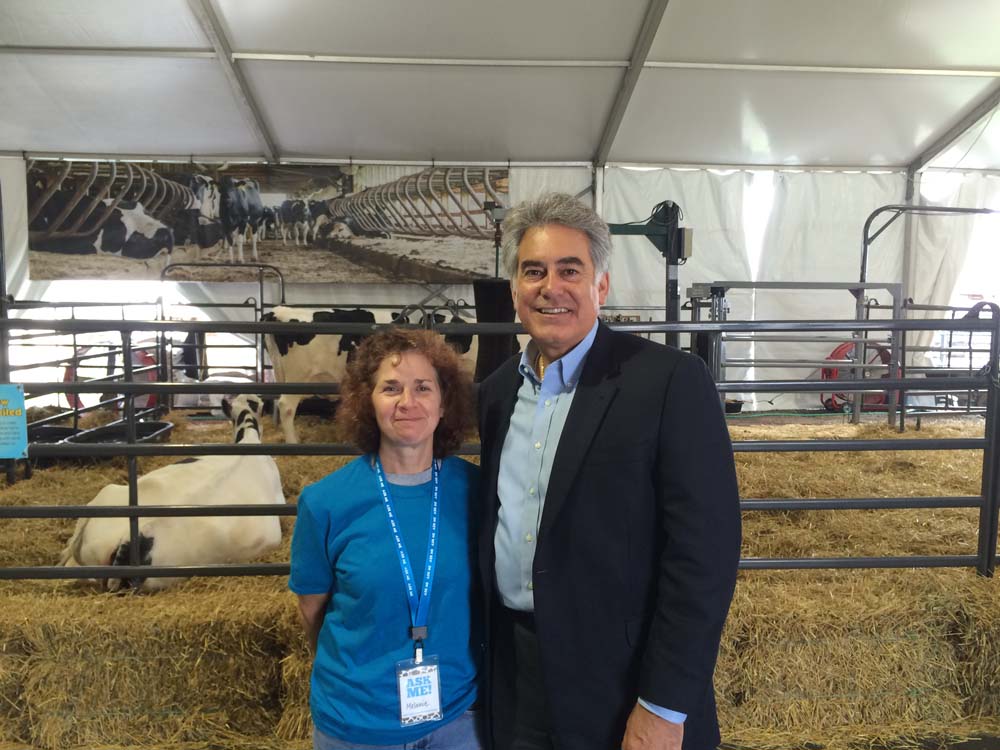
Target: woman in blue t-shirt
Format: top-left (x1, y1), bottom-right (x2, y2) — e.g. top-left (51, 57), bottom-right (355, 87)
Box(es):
top-left (290, 327), bottom-right (483, 750)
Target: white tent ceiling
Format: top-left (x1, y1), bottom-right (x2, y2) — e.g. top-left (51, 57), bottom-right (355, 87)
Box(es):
top-left (0, 0), bottom-right (999, 170)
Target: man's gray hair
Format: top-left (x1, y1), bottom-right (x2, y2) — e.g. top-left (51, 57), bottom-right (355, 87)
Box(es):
top-left (500, 192), bottom-right (612, 280)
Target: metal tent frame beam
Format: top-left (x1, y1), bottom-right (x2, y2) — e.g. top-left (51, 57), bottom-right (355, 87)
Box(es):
top-left (2, 4), bottom-right (999, 171)
top-left (184, 0), bottom-right (278, 163)
top-left (909, 79), bottom-right (1000, 173)
top-left (593, 0), bottom-right (671, 168)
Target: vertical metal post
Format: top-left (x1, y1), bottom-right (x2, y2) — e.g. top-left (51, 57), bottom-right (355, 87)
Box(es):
top-left (258, 268), bottom-right (266, 385)
top-left (156, 295), bottom-right (170, 413)
top-left (256, 295), bottom-right (265, 387)
top-left (493, 216), bottom-right (502, 279)
top-left (665, 256), bottom-right (680, 350)
top-left (689, 294), bottom-right (702, 356)
top-left (122, 330), bottom-right (141, 579)
top-left (851, 288), bottom-right (864, 424)
top-left (899, 328), bottom-right (908, 433)
top-left (966, 313), bottom-right (974, 415)
top-left (0, 181), bottom-right (16, 485)
top-left (708, 286), bottom-right (725, 382)
top-left (889, 290), bottom-right (902, 430)
top-left (975, 317), bottom-right (1000, 576)
top-left (70, 308), bottom-right (80, 430)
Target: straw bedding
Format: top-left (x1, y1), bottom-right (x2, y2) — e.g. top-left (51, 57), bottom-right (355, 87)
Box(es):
top-left (1, 409), bottom-right (998, 749)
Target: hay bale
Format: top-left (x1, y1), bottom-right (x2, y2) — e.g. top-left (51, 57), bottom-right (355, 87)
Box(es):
top-left (276, 649), bottom-right (313, 741)
top-left (949, 574), bottom-right (1000, 718)
top-left (270, 591), bottom-right (313, 741)
top-left (0, 585), bottom-right (290, 750)
top-left (0, 652), bottom-right (28, 745)
top-left (2, 411), bottom-right (996, 749)
top-left (0, 609), bottom-right (31, 745)
top-left (718, 569), bottom-right (974, 747)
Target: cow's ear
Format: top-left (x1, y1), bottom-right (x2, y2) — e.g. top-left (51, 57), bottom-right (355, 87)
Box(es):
top-left (221, 397), bottom-right (232, 419)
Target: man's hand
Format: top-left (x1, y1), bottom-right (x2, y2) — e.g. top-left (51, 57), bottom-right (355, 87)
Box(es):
top-left (621, 702), bottom-right (683, 750)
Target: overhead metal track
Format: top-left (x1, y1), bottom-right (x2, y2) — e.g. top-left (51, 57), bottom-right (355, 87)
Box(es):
top-left (5, 44), bottom-right (998, 78)
top-left (233, 52), bottom-right (627, 68)
top-left (644, 61), bottom-right (1000, 78)
top-left (908, 79), bottom-right (1000, 172)
top-left (0, 151), bottom-right (267, 164)
top-left (593, 0), bottom-right (671, 168)
top-left (185, 0), bottom-right (278, 163)
top-left (3, 151), bottom-right (590, 168)
top-left (0, 45), bottom-right (214, 59)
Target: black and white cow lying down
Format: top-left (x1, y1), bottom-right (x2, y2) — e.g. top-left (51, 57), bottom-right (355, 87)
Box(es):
top-left (58, 395), bottom-right (285, 592)
top-left (262, 306), bottom-right (377, 443)
top-left (31, 198), bottom-right (173, 264)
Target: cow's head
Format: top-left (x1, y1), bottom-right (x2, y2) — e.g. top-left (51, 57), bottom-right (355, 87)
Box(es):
top-left (107, 532), bottom-right (155, 592)
top-left (222, 394), bottom-right (265, 443)
top-left (189, 175), bottom-right (220, 219)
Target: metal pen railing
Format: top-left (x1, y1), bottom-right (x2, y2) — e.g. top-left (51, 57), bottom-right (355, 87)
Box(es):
top-left (0, 314), bottom-right (997, 584)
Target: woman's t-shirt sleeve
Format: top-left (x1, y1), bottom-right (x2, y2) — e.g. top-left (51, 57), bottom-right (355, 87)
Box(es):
top-left (289, 488), bottom-right (334, 595)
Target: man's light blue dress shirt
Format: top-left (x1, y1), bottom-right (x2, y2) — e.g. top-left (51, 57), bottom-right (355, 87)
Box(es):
top-left (494, 321), bottom-right (685, 726)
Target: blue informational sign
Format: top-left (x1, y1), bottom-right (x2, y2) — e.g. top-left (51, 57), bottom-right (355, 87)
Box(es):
top-left (0, 384), bottom-right (28, 459)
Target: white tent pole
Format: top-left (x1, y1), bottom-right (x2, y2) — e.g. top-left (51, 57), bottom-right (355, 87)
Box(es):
top-left (593, 0), bottom-right (671, 168)
top-left (901, 167), bottom-right (918, 307)
top-left (185, 0), bottom-right (279, 163)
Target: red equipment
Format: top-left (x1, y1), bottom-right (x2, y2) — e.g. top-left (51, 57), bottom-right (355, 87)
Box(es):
top-left (820, 341), bottom-right (892, 412)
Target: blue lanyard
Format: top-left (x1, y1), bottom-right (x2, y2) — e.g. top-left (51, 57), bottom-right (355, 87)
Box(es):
top-left (374, 457), bottom-right (440, 646)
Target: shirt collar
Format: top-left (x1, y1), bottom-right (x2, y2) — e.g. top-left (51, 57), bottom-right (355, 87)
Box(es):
top-left (518, 320), bottom-right (599, 390)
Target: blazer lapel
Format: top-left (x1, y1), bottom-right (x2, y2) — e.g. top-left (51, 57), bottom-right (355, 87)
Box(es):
top-left (479, 361), bottom-right (522, 592)
top-left (538, 324), bottom-right (619, 540)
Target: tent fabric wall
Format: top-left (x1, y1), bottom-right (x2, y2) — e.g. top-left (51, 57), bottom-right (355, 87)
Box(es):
top-left (601, 166), bottom-right (752, 389)
top-left (602, 166), bottom-right (752, 310)
top-left (911, 171), bottom-right (1000, 307)
top-left (753, 170), bottom-right (907, 409)
top-left (906, 171), bottom-right (1000, 364)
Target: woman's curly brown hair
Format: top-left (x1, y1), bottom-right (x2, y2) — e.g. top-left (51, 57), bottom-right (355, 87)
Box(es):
top-left (335, 327), bottom-right (473, 458)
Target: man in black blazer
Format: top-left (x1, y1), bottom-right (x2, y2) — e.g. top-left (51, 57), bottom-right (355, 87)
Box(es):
top-left (477, 193), bottom-right (741, 750)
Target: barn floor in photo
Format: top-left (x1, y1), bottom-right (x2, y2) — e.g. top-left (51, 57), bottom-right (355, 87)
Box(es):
top-left (1, 411), bottom-right (999, 749)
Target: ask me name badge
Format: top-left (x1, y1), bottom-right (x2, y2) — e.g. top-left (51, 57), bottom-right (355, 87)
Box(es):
top-left (396, 655), bottom-right (442, 726)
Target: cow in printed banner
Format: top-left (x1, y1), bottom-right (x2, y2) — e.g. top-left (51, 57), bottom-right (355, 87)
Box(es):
top-left (306, 200), bottom-right (332, 243)
top-left (220, 176), bottom-right (265, 263)
top-left (261, 206), bottom-right (279, 240)
top-left (30, 187), bottom-right (174, 265)
top-left (279, 200), bottom-right (310, 246)
top-left (171, 174), bottom-right (225, 260)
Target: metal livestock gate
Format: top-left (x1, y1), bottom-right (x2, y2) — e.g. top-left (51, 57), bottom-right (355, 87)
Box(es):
top-left (0, 312), bottom-right (998, 586)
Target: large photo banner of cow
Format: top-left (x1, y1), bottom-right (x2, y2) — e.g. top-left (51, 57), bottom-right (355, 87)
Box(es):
top-left (25, 161), bottom-right (508, 283)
